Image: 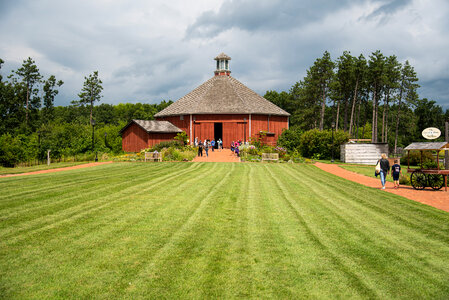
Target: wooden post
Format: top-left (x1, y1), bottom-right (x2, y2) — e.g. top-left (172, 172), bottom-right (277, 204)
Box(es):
top-left (446, 121), bottom-right (448, 170)
top-left (47, 150), bottom-right (51, 166)
top-left (407, 150), bottom-right (410, 170)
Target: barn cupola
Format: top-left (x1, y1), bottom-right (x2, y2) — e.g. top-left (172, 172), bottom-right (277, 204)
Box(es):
top-left (214, 52), bottom-right (231, 76)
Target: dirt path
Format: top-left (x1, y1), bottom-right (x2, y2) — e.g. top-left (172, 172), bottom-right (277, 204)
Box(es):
top-left (192, 148), bottom-right (240, 162)
top-left (0, 161), bottom-right (114, 178)
top-left (315, 162), bottom-right (449, 212)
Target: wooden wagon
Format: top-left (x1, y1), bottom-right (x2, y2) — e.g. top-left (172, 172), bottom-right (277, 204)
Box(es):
top-left (404, 142), bottom-right (449, 191)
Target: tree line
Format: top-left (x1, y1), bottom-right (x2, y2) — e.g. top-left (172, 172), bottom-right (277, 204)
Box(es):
top-left (265, 50), bottom-right (449, 154)
top-left (0, 57), bottom-right (172, 165)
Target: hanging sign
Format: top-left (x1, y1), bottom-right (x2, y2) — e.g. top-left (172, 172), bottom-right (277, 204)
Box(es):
top-left (422, 127), bottom-right (441, 139)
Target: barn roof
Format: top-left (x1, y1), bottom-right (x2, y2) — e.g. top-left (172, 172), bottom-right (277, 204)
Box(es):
top-left (119, 120), bottom-right (183, 135)
top-left (154, 75), bottom-right (290, 117)
top-left (404, 142), bottom-right (449, 151)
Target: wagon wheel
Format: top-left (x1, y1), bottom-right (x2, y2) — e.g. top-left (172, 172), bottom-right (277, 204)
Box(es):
top-left (427, 174), bottom-right (444, 190)
top-left (410, 170), bottom-right (427, 190)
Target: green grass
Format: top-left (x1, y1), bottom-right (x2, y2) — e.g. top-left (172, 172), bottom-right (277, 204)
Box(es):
top-left (1, 162), bottom-right (449, 299)
top-left (340, 163), bottom-right (415, 185)
top-left (0, 162), bottom-right (90, 175)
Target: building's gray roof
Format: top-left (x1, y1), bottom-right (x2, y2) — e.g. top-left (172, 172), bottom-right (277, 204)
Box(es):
top-left (215, 53), bottom-right (231, 60)
top-left (404, 142), bottom-right (449, 150)
top-left (120, 120), bottom-right (183, 134)
top-left (154, 75), bottom-right (290, 117)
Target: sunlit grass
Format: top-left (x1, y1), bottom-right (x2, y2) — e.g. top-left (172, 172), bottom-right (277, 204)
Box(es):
top-left (1, 162), bottom-right (448, 298)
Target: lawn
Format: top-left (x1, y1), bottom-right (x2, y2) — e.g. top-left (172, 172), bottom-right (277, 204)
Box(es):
top-left (0, 162), bottom-right (90, 175)
top-left (1, 162), bottom-right (449, 299)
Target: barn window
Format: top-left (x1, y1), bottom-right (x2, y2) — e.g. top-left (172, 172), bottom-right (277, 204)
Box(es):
top-left (180, 115), bottom-right (184, 120)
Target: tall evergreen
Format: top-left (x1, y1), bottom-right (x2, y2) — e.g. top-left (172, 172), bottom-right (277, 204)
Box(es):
top-left (14, 57), bottom-right (42, 127)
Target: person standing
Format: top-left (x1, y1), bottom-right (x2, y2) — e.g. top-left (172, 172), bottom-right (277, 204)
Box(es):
top-left (379, 153), bottom-right (390, 190)
top-left (231, 141), bottom-right (235, 152)
top-left (211, 139), bottom-right (215, 152)
top-left (218, 138), bottom-right (222, 151)
top-left (391, 159), bottom-right (402, 189)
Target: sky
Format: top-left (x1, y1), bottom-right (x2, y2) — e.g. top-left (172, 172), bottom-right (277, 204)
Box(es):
top-left (1, 0), bottom-right (449, 109)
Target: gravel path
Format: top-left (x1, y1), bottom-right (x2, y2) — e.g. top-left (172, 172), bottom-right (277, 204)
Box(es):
top-left (192, 149), bottom-right (240, 162)
top-left (315, 162), bottom-right (449, 212)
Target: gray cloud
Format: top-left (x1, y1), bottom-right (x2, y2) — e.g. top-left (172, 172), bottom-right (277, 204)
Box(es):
top-left (0, 0), bottom-right (448, 110)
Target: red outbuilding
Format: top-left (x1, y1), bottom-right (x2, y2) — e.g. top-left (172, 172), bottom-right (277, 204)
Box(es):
top-left (120, 120), bottom-right (182, 152)
top-left (121, 53), bottom-right (290, 152)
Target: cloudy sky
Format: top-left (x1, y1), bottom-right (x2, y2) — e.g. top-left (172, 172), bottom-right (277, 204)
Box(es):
top-left (1, 0), bottom-right (448, 108)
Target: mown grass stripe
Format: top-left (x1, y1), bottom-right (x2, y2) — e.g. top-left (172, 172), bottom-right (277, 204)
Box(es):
top-left (0, 163), bottom-right (203, 243)
top-left (263, 164), bottom-right (379, 299)
top-left (275, 165), bottom-right (449, 297)
top-left (0, 163), bottom-right (220, 299)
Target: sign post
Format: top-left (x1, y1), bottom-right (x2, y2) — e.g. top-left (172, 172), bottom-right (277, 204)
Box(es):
top-left (444, 121), bottom-right (449, 170)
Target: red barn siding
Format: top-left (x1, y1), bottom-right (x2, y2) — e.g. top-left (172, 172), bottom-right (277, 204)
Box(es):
top-left (147, 133), bottom-right (178, 147)
top-left (122, 123), bottom-right (149, 152)
top-left (156, 114), bottom-right (288, 148)
top-left (121, 123), bottom-right (179, 152)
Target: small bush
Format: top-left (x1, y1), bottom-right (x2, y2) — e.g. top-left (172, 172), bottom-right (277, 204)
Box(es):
top-left (399, 173), bottom-right (410, 185)
top-left (277, 127), bottom-right (302, 152)
top-left (402, 151), bottom-right (435, 166)
top-left (150, 140), bottom-right (183, 152)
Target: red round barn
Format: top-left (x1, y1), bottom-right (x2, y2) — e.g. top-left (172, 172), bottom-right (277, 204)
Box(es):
top-left (121, 53), bottom-right (290, 152)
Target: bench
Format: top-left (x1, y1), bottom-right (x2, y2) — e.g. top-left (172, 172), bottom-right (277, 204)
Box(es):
top-left (145, 151), bottom-right (162, 162)
top-left (261, 153), bottom-right (279, 162)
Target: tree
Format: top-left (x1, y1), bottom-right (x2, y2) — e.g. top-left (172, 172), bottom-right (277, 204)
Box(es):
top-left (381, 55), bottom-right (401, 143)
top-left (314, 51), bottom-right (335, 130)
top-left (368, 51), bottom-right (386, 143)
top-left (331, 51), bottom-right (355, 131)
top-left (393, 61), bottom-right (419, 154)
top-left (42, 75), bottom-right (64, 122)
top-left (76, 71), bottom-right (103, 125)
top-left (348, 54), bottom-right (367, 137)
top-left (264, 90), bottom-right (293, 114)
top-left (14, 57), bottom-right (42, 127)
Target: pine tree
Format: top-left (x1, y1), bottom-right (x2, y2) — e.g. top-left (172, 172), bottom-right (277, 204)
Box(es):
top-left (76, 71), bottom-right (103, 125)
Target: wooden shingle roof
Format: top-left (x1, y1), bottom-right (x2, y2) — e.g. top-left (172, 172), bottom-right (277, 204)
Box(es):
top-left (404, 142), bottom-right (449, 151)
top-left (120, 120), bottom-right (183, 135)
top-left (154, 75), bottom-right (290, 117)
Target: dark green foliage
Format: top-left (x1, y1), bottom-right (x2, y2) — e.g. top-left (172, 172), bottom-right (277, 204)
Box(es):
top-left (174, 131), bottom-right (188, 145)
top-left (402, 150), bottom-right (436, 166)
top-left (299, 129), bottom-right (349, 159)
top-left (277, 127), bottom-right (302, 151)
top-left (150, 140), bottom-right (183, 152)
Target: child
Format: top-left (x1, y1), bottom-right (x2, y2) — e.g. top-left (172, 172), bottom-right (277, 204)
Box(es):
top-left (391, 159), bottom-right (402, 189)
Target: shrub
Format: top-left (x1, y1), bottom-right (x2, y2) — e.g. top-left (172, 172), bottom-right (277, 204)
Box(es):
top-left (277, 126), bottom-right (302, 152)
top-left (299, 129), bottom-right (349, 159)
top-left (174, 131), bottom-right (188, 145)
top-left (151, 140), bottom-right (183, 152)
top-left (399, 173), bottom-right (410, 185)
top-left (402, 150), bottom-right (435, 166)
top-left (161, 147), bottom-right (196, 161)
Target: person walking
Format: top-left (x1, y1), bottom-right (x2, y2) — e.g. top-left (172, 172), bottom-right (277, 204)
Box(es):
top-left (391, 159), bottom-right (402, 189)
top-left (197, 140), bottom-right (203, 157)
top-left (204, 140), bottom-right (209, 157)
top-left (378, 153), bottom-right (390, 190)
